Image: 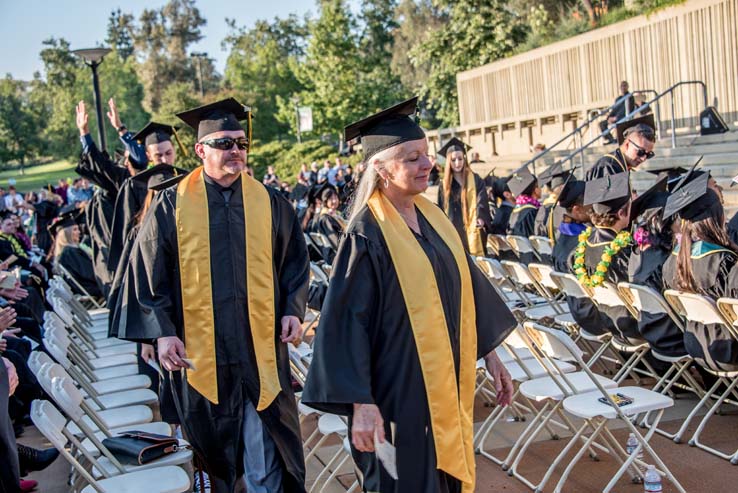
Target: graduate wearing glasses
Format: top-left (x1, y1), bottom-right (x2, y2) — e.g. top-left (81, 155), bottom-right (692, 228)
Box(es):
top-left (116, 98), bottom-right (310, 492)
top-left (586, 114), bottom-right (656, 182)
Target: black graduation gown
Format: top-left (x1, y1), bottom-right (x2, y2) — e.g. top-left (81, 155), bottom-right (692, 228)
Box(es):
top-left (0, 362), bottom-right (19, 493)
top-left (489, 202), bottom-right (513, 235)
top-left (116, 176), bottom-right (309, 491)
top-left (583, 227), bottom-right (641, 342)
top-left (0, 234), bottom-right (33, 270)
top-left (33, 200), bottom-right (58, 253)
top-left (663, 243), bottom-right (738, 371)
top-left (552, 227), bottom-right (614, 336)
top-left (437, 173), bottom-right (492, 254)
top-left (57, 246), bottom-right (103, 298)
top-left (314, 213), bottom-right (344, 264)
top-left (509, 204), bottom-right (539, 264)
top-left (585, 148), bottom-right (628, 181)
top-left (728, 211), bottom-right (738, 246)
top-left (301, 206), bottom-right (516, 493)
top-left (107, 176), bottom-right (148, 281)
top-left (627, 247), bottom-right (686, 356)
top-left (76, 143), bottom-right (131, 298)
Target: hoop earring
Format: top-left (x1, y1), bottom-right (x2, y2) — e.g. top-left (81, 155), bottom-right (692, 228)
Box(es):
top-left (383, 177), bottom-right (389, 189)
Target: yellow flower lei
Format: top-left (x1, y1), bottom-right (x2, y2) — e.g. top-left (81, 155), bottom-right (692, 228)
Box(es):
top-left (572, 227), bottom-right (632, 288)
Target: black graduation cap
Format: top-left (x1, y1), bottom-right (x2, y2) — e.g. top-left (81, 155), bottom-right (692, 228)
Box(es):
top-left (343, 97), bottom-right (425, 160)
top-left (114, 148), bottom-right (126, 161)
top-left (437, 137), bottom-right (471, 159)
top-left (557, 179), bottom-right (585, 209)
top-left (290, 183), bottom-right (309, 202)
top-left (132, 164), bottom-right (188, 191)
top-left (149, 173), bottom-right (188, 192)
top-left (538, 162), bottom-right (572, 189)
top-left (663, 171), bottom-right (715, 220)
top-left (629, 175), bottom-right (668, 223)
top-left (48, 209), bottom-right (85, 236)
top-left (507, 167), bottom-right (537, 197)
top-left (177, 97), bottom-right (252, 142)
top-left (307, 182), bottom-right (336, 206)
top-left (132, 122), bottom-right (177, 147)
top-left (318, 183), bottom-right (338, 202)
top-left (583, 172), bottom-right (631, 214)
top-left (616, 113), bottom-right (656, 145)
top-left (665, 156), bottom-right (704, 194)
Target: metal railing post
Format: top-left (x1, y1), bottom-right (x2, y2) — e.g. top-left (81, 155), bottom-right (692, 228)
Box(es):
top-left (671, 92), bottom-right (677, 149)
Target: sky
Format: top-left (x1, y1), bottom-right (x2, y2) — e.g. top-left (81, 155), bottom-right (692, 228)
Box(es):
top-left (0, 0), bottom-right (342, 81)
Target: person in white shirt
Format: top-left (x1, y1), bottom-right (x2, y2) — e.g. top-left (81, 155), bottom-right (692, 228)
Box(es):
top-left (3, 186), bottom-right (24, 213)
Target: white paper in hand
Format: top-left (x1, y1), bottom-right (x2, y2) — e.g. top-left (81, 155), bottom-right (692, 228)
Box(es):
top-left (374, 427), bottom-right (398, 480)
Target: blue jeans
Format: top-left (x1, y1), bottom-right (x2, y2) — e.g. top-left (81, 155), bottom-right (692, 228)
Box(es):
top-left (242, 400), bottom-right (283, 493)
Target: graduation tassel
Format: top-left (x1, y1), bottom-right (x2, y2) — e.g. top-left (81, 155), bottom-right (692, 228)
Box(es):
top-left (172, 126), bottom-right (188, 157)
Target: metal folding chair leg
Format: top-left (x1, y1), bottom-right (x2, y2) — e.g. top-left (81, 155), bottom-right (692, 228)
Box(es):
top-left (688, 375), bottom-right (738, 462)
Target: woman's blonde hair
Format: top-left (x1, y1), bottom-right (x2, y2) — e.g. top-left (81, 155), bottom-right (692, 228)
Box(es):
top-left (346, 145), bottom-right (399, 226)
top-left (52, 225), bottom-right (78, 264)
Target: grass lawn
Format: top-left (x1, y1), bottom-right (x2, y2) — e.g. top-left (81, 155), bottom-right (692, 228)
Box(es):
top-left (0, 160), bottom-right (77, 192)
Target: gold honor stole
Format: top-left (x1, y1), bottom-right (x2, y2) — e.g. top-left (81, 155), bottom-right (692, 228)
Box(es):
top-left (368, 190), bottom-right (477, 490)
top-left (445, 175), bottom-right (484, 257)
top-left (175, 167), bottom-right (280, 410)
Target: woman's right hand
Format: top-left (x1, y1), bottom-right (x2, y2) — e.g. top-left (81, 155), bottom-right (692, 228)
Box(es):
top-left (351, 403), bottom-right (384, 452)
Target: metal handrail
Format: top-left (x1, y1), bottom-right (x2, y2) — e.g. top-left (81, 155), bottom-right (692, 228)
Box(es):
top-left (514, 90), bottom-right (653, 177)
top-left (524, 80), bottom-right (708, 177)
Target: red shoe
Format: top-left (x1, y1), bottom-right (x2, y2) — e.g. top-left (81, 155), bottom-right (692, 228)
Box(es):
top-left (20, 479), bottom-right (38, 492)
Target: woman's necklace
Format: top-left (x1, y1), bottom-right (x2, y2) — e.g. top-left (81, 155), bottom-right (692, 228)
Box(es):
top-left (397, 209), bottom-right (421, 233)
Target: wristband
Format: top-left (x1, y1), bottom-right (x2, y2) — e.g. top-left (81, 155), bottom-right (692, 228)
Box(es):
top-left (117, 125), bottom-right (127, 133)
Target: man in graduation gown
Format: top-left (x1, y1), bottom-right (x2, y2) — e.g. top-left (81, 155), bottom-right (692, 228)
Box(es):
top-left (586, 114), bottom-right (656, 181)
top-left (75, 100), bottom-right (146, 298)
top-left (579, 174), bottom-right (641, 343)
top-left (106, 121), bottom-right (181, 292)
top-left (116, 98), bottom-right (309, 493)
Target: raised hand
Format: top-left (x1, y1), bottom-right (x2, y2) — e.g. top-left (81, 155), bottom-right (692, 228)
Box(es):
top-left (75, 100), bottom-right (89, 136)
top-left (107, 97), bottom-right (123, 131)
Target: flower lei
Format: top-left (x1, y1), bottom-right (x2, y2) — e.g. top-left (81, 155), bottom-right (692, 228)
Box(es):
top-left (572, 227), bottom-right (632, 287)
top-left (515, 195), bottom-right (541, 208)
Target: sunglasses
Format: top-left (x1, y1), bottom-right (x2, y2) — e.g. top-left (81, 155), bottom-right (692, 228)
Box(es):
top-left (200, 137), bottom-right (249, 151)
top-left (628, 139), bottom-right (655, 159)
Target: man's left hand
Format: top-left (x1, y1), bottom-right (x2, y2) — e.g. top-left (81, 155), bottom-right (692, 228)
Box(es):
top-left (280, 316), bottom-right (303, 343)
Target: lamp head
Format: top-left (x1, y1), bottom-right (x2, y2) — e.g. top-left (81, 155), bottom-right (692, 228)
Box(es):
top-left (72, 47), bottom-right (112, 65)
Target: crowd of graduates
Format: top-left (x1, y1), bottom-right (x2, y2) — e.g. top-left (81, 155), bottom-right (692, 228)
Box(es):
top-left (2, 86), bottom-right (738, 492)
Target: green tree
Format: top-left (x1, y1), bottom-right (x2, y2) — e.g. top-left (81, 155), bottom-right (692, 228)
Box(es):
top-left (0, 76), bottom-right (43, 171)
top-left (106, 8), bottom-right (136, 60)
top-left (132, 0), bottom-right (208, 112)
top-left (391, 0), bottom-right (444, 95)
top-left (412, 0), bottom-right (528, 126)
top-left (223, 15), bottom-right (308, 142)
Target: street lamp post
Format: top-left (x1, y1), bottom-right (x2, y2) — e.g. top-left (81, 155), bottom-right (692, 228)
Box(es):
top-left (190, 52), bottom-right (208, 98)
top-left (72, 47), bottom-right (112, 152)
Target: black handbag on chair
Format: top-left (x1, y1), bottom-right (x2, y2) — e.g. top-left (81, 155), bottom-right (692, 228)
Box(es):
top-left (102, 430), bottom-right (179, 465)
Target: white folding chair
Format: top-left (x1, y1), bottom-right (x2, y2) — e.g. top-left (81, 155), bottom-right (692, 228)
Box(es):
top-left (29, 352), bottom-right (158, 411)
top-left (527, 323), bottom-right (685, 493)
top-left (506, 235), bottom-right (542, 262)
top-left (500, 324), bottom-right (619, 490)
top-left (617, 282), bottom-right (706, 439)
top-left (529, 235), bottom-right (554, 260)
top-left (474, 257), bottom-right (529, 306)
top-left (31, 401), bottom-right (190, 493)
top-left (488, 234), bottom-right (514, 258)
top-left (500, 261), bottom-right (566, 319)
top-left (664, 290), bottom-right (738, 463)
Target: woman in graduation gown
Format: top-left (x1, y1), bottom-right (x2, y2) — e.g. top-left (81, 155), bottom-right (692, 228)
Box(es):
top-left (507, 168), bottom-right (542, 264)
top-left (436, 137), bottom-right (491, 256)
top-left (312, 185), bottom-right (345, 264)
top-left (302, 97), bottom-right (516, 493)
top-left (50, 221), bottom-right (103, 299)
top-left (662, 173), bottom-right (738, 372)
top-left (627, 185), bottom-right (687, 356)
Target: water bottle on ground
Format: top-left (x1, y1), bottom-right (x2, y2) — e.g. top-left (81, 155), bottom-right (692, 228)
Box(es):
top-left (626, 432), bottom-right (644, 461)
top-left (644, 465), bottom-right (663, 492)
